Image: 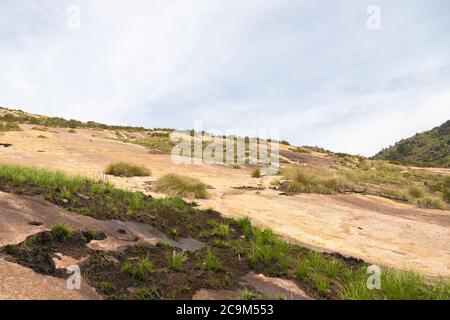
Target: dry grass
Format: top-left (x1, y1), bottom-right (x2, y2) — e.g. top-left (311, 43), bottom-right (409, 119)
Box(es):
top-left (281, 160), bottom-right (450, 210)
top-left (282, 166), bottom-right (353, 194)
top-left (251, 168), bottom-right (261, 178)
top-left (155, 174), bottom-right (209, 199)
top-left (105, 162), bottom-right (151, 177)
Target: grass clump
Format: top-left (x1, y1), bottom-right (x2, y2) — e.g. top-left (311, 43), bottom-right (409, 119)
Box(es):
top-left (104, 162), bottom-right (151, 177)
top-left (0, 122), bottom-right (21, 132)
top-left (134, 257), bottom-right (154, 281)
top-left (135, 286), bottom-right (161, 300)
top-left (212, 224), bottom-right (230, 238)
top-left (169, 250), bottom-right (187, 271)
top-left (51, 223), bottom-right (73, 242)
top-left (408, 186), bottom-right (424, 198)
top-left (99, 281), bottom-right (115, 295)
top-left (155, 174), bottom-right (209, 199)
top-left (4, 244), bottom-right (19, 255)
top-left (247, 228), bottom-right (291, 271)
top-left (203, 248), bottom-right (224, 272)
top-left (241, 288), bottom-right (264, 300)
top-left (156, 242), bottom-right (173, 250)
top-left (341, 268), bottom-right (450, 300)
top-left (282, 166), bottom-right (353, 194)
top-left (251, 168), bottom-right (261, 178)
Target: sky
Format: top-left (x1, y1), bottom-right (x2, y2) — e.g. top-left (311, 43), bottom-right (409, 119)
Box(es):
top-left (0, 0), bottom-right (449, 156)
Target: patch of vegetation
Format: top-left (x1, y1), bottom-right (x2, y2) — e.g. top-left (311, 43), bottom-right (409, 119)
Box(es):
top-left (156, 242), bottom-right (173, 250)
top-left (37, 134), bottom-right (48, 139)
top-left (251, 168), bottom-right (261, 178)
top-left (99, 281), bottom-right (115, 295)
top-left (281, 161), bottom-right (450, 210)
top-left (202, 248), bottom-right (224, 272)
top-left (341, 268), bottom-right (450, 300)
top-left (241, 288), bottom-right (264, 300)
top-left (51, 223), bottom-right (73, 242)
top-left (245, 228), bottom-right (291, 273)
top-left (0, 108), bottom-right (160, 132)
top-left (290, 146), bottom-right (311, 154)
top-left (134, 257), bottom-right (154, 281)
top-left (68, 129), bottom-right (77, 134)
top-left (104, 162), bottom-right (151, 177)
top-left (374, 120), bottom-right (450, 168)
top-left (135, 286), bottom-right (161, 300)
top-left (155, 174), bottom-right (209, 199)
top-left (212, 224), bottom-right (231, 238)
top-left (169, 250), bottom-right (187, 271)
top-left (282, 166), bottom-right (353, 194)
top-left (0, 122), bottom-right (21, 132)
top-left (120, 135), bottom-right (176, 154)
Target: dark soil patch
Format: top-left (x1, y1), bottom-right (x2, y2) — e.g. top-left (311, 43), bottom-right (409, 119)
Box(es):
top-left (0, 230), bottom-right (105, 276)
top-left (82, 246), bottom-right (249, 300)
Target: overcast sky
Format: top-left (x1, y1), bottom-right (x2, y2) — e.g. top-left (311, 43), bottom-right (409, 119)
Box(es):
top-left (0, 0), bottom-right (449, 156)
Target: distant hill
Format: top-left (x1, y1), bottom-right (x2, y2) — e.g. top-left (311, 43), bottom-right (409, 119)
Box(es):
top-left (373, 120), bottom-right (450, 168)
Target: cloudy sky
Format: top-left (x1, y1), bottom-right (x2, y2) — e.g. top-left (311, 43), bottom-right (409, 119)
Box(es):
top-left (0, 0), bottom-right (449, 156)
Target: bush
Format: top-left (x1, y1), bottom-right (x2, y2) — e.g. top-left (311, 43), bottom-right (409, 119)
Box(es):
top-left (155, 174), bottom-right (209, 199)
top-left (51, 223), bottom-right (73, 242)
top-left (105, 162), bottom-right (151, 177)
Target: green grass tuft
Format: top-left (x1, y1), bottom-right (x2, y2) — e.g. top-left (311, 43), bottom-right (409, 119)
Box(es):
top-left (51, 222), bottom-right (73, 242)
top-left (169, 250), bottom-right (187, 271)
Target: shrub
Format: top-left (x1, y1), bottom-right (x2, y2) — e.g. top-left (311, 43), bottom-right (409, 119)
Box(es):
top-left (51, 223), bottom-right (73, 242)
top-left (105, 162), bottom-right (151, 177)
top-left (155, 174), bottom-right (209, 199)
